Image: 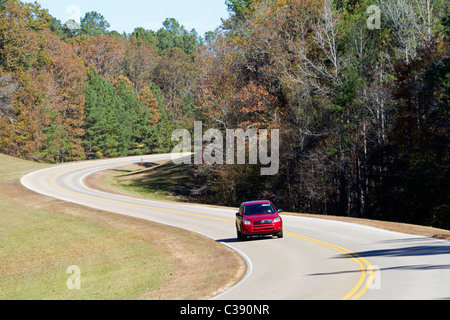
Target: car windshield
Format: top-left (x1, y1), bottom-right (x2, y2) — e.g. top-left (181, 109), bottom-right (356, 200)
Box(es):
top-left (243, 203), bottom-right (275, 215)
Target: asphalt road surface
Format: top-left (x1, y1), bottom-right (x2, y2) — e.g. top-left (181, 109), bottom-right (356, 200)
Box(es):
top-left (21, 154), bottom-right (450, 300)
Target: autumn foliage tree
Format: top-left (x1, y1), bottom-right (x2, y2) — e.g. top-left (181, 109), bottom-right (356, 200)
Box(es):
top-left (0, 0), bottom-right (200, 163)
top-left (194, 0), bottom-right (449, 229)
top-left (0, 0), bottom-right (448, 229)
top-left (0, 0), bottom-right (86, 162)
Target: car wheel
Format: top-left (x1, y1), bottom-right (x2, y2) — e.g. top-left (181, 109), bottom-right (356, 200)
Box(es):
top-left (237, 230), bottom-right (247, 241)
top-left (277, 230), bottom-right (284, 239)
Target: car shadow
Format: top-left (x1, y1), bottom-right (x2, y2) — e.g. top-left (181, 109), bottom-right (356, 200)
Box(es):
top-left (217, 236), bottom-right (276, 243)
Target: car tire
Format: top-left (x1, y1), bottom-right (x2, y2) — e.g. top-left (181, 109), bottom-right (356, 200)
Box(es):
top-left (277, 230), bottom-right (284, 239)
top-left (237, 230), bottom-right (247, 241)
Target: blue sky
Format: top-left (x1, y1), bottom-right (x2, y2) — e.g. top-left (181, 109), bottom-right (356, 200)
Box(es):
top-left (27, 0), bottom-right (230, 36)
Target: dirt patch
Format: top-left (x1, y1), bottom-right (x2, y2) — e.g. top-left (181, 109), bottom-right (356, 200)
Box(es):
top-left (3, 180), bottom-right (246, 299)
top-left (138, 229), bottom-right (246, 300)
top-left (84, 165), bottom-right (247, 299)
top-left (1, 153), bottom-right (246, 300)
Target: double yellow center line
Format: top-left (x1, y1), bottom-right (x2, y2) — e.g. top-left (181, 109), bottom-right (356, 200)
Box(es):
top-left (49, 159), bottom-right (375, 300)
top-left (285, 231), bottom-right (375, 300)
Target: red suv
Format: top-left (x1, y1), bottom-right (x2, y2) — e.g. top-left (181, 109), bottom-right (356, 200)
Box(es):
top-left (236, 200), bottom-right (283, 241)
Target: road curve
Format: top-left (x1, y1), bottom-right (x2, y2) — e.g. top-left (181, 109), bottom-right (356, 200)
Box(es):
top-left (21, 154), bottom-right (450, 300)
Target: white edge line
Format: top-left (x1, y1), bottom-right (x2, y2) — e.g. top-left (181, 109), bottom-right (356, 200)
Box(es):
top-left (76, 164), bottom-right (255, 299)
top-left (20, 156), bottom-right (254, 300)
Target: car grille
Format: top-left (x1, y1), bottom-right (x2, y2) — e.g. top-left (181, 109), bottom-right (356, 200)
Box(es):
top-left (254, 220), bottom-right (273, 225)
top-left (253, 220), bottom-right (274, 232)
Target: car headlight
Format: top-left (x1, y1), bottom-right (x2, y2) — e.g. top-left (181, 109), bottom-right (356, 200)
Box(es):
top-left (243, 221), bottom-right (251, 225)
top-left (273, 218), bottom-right (281, 223)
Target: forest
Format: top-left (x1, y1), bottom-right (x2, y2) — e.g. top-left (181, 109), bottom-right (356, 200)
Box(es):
top-left (0, 0), bottom-right (449, 229)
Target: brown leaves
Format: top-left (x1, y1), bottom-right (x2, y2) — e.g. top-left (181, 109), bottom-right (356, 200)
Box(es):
top-left (154, 47), bottom-right (196, 122)
top-left (0, 2), bottom-right (86, 162)
top-left (125, 37), bottom-right (159, 90)
top-left (71, 35), bottom-right (126, 80)
top-left (195, 34), bottom-right (279, 130)
top-left (138, 85), bottom-right (161, 125)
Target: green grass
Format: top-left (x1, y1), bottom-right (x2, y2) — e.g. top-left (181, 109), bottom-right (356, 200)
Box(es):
top-left (88, 160), bottom-right (195, 202)
top-left (0, 205), bottom-right (171, 299)
top-left (0, 155), bottom-right (171, 299)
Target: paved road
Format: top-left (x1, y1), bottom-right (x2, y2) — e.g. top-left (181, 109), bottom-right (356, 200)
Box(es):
top-left (21, 154), bottom-right (450, 300)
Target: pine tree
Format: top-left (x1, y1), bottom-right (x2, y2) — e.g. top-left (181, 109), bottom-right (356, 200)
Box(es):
top-left (83, 70), bottom-right (131, 159)
top-left (114, 77), bottom-right (153, 155)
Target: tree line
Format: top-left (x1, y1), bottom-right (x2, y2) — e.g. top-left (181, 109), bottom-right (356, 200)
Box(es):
top-left (0, 0), bottom-right (448, 229)
top-left (0, 0), bottom-right (199, 162)
top-left (193, 0), bottom-right (449, 230)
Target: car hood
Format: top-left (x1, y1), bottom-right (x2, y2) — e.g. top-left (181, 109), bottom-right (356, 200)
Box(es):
top-left (243, 213), bottom-right (279, 221)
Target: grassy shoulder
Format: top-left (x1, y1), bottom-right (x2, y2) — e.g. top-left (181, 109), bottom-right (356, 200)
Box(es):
top-left (0, 154), bottom-right (245, 300)
top-left (85, 160), bottom-right (195, 203)
top-left (86, 160), bottom-right (450, 241)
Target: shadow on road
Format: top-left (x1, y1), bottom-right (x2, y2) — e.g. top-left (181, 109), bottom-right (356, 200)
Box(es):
top-left (336, 237), bottom-right (450, 259)
top-left (217, 236), bottom-right (276, 243)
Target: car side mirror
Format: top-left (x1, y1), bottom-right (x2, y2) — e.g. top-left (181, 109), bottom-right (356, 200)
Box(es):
top-left (236, 212), bottom-right (241, 217)
top-left (277, 209), bottom-right (283, 213)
